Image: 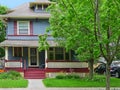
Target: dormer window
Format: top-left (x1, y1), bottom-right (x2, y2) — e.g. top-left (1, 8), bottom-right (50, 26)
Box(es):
top-left (29, 0), bottom-right (51, 12)
top-left (34, 4), bottom-right (49, 12)
top-left (35, 5), bottom-right (42, 10)
top-left (17, 21), bottom-right (30, 35)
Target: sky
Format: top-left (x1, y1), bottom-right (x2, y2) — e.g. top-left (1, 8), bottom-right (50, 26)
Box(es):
top-left (0, 0), bottom-right (34, 9)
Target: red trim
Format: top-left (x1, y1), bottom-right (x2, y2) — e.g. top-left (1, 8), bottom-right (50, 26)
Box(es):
top-left (8, 35), bottom-right (38, 36)
top-left (14, 21), bottom-right (17, 35)
top-left (7, 34), bottom-right (52, 36)
top-left (30, 21), bottom-right (33, 35)
top-left (45, 68), bottom-right (89, 73)
top-left (5, 68), bottom-right (24, 72)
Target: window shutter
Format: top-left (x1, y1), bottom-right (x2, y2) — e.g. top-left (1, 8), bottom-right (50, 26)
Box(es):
top-left (14, 21), bottom-right (17, 35)
top-left (30, 21), bottom-right (33, 35)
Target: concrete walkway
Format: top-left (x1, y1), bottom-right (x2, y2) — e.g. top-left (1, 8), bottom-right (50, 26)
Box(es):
top-left (0, 79), bottom-right (119, 90)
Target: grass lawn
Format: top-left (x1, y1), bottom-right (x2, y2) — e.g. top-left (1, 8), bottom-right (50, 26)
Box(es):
top-left (43, 75), bottom-right (120, 87)
top-left (0, 79), bottom-right (28, 88)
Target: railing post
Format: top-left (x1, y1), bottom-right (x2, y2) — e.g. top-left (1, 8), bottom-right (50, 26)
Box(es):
top-left (24, 59), bottom-right (26, 70)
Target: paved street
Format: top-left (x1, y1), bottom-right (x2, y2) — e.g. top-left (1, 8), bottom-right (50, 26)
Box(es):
top-left (0, 79), bottom-right (119, 90)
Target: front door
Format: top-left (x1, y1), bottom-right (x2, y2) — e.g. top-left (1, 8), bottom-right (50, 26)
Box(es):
top-left (29, 48), bottom-right (39, 67)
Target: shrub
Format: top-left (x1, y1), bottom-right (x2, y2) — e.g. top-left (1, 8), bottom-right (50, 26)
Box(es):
top-left (65, 74), bottom-right (80, 79)
top-left (55, 73), bottom-right (80, 79)
top-left (0, 70), bottom-right (22, 80)
top-left (56, 75), bottom-right (65, 79)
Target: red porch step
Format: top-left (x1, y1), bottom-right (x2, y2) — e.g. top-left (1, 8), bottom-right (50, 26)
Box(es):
top-left (24, 68), bottom-right (45, 79)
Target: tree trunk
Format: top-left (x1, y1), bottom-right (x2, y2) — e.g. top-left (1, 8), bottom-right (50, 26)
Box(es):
top-left (106, 62), bottom-right (111, 90)
top-left (89, 59), bottom-right (94, 79)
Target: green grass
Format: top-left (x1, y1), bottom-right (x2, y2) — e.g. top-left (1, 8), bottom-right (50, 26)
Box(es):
top-left (0, 71), bottom-right (28, 88)
top-left (43, 75), bottom-right (120, 87)
top-left (0, 79), bottom-right (28, 88)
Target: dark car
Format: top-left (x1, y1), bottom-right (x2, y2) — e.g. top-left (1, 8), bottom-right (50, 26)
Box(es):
top-left (94, 61), bottom-right (120, 78)
top-left (94, 63), bottom-right (106, 74)
top-left (110, 62), bottom-right (120, 78)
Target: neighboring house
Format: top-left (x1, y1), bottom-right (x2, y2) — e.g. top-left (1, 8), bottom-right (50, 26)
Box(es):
top-left (0, 0), bottom-right (89, 79)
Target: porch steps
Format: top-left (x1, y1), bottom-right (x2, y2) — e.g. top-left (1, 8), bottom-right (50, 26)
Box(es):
top-left (24, 68), bottom-right (45, 79)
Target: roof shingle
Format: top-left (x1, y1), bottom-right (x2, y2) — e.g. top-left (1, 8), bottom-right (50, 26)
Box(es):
top-left (0, 40), bottom-right (57, 47)
top-left (0, 2), bottom-right (51, 19)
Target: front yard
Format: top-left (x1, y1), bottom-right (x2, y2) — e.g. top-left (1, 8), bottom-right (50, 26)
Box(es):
top-left (0, 71), bottom-right (28, 88)
top-left (43, 75), bottom-right (120, 87)
top-left (0, 79), bottom-right (28, 88)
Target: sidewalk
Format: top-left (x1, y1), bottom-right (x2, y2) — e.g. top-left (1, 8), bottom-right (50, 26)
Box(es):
top-left (0, 79), bottom-right (119, 90)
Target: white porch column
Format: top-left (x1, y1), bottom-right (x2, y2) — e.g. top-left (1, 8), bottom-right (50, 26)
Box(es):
top-left (5, 47), bottom-right (8, 67)
top-left (5, 47), bottom-right (8, 60)
top-left (45, 50), bottom-right (48, 68)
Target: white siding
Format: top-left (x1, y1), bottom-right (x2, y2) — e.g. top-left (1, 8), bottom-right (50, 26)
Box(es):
top-left (47, 62), bottom-right (88, 68)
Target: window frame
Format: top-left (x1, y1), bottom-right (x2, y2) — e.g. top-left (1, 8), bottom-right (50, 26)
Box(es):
top-left (48, 47), bottom-right (71, 61)
top-left (13, 47), bottom-right (23, 57)
top-left (17, 21), bottom-right (30, 35)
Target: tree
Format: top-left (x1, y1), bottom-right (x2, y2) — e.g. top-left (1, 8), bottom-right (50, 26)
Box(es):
top-left (0, 5), bottom-right (8, 58)
top-left (39, 0), bottom-right (120, 90)
top-left (39, 0), bottom-right (100, 79)
top-left (95, 0), bottom-right (120, 90)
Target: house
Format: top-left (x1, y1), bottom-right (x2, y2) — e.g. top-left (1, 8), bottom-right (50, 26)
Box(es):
top-left (0, 0), bottom-right (89, 79)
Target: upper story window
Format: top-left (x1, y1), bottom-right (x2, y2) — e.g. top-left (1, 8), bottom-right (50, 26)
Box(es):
top-left (17, 21), bottom-right (30, 35)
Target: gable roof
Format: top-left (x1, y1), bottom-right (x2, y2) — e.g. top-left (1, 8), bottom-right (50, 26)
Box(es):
top-left (0, 1), bottom-right (51, 19)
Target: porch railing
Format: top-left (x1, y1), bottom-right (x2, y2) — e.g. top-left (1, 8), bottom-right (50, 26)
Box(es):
top-left (5, 59), bottom-right (23, 68)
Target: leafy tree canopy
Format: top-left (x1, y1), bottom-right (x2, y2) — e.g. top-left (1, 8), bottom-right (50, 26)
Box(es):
top-left (0, 5), bottom-right (8, 58)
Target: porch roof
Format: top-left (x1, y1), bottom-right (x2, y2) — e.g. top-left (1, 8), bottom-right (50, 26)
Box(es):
top-left (0, 40), bottom-right (57, 47)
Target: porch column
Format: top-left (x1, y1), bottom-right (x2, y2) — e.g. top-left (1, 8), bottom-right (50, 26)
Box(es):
top-left (45, 50), bottom-right (48, 68)
top-left (5, 47), bottom-right (8, 60)
top-left (5, 47), bottom-right (8, 67)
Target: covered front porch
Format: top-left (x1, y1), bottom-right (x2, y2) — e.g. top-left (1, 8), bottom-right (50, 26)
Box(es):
top-left (0, 40), bottom-right (89, 78)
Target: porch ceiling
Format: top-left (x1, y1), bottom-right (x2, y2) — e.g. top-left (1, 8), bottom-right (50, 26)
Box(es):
top-left (0, 40), bottom-right (57, 47)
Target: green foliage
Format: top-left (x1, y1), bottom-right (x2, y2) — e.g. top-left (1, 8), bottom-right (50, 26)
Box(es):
top-left (56, 74), bottom-right (65, 79)
top-left (65, 74), bottom-right (80, 79)
top-left (0, 71), bottom-right (23, 80)
top-left (0, 5), bottom-right (8, 14)
top-left (0, 21), bottom-right (5, 43)
top-left (47, 0), bottom-right (100, 61)
top-left (40, 0), bottom-right (120, 89)
top-left (43, 75), bottom-right (120, 87)
top-left (38, 34), bottom-right (49, 51)
top-left (0, 5), bottom-right (8, 58)
top-left (55, 73), bottom-right (80, 79)
top-left (0, 47), bottom-right (5, 58)
top-left (0, 79), bottom-right (28, 88)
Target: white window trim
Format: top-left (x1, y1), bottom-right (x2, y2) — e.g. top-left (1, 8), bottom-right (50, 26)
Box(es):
top-left (28, 47), bottom-right (39, 67)
top-left (17, 21), bottom-right (30, 35)
top-left (13, 47), bottom-right (23, 57)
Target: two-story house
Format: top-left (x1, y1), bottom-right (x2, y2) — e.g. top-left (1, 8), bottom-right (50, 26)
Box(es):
top-left (0, 0), bottom-right (89, 79)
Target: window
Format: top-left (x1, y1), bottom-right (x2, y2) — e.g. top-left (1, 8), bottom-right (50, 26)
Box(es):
top-left (55, 47), bottom-right (64, 60)
top-left (18, 21), bottom-right (30, 35)
top-left (13, 47), bottom-right (23, 57)
top-left (48, 47), bottom-right (71, 61)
